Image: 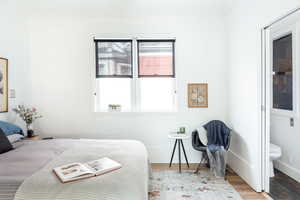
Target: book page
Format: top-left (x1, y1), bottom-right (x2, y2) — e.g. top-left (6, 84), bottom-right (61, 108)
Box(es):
top-left (85, 157), bottom-right (121, 175)
top-left (54, 163), bottom-right (94, 181)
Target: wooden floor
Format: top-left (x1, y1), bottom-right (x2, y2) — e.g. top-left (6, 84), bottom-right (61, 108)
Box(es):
top-left (151, 163), bottom-right (268, 200)
top-left (269, 169), bottom-right (300, 200)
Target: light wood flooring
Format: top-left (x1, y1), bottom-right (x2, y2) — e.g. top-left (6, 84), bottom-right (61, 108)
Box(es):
top-left (151, 163), bottom-right (269, 200)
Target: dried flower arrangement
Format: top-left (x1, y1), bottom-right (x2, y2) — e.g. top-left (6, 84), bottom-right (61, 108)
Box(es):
top-left (13, 105), bottom-right (42, 137)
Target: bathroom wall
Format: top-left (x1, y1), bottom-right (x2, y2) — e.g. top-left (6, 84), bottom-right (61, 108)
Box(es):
top-left (271, 115), bottom-right (300, 182)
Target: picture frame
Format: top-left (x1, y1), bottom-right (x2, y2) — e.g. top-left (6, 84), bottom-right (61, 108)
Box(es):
top-left (0, 58), bottom-right (8, 112)
top-left (188, 83), bottom-right (208, 108)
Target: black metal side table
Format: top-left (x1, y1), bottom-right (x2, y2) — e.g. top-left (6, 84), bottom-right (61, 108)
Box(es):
top-left (168, 133), bottom-right (190, 173)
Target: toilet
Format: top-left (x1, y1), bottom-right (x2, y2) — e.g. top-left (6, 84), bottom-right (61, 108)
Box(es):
top-left (270, 143), bottom-right (282, 177)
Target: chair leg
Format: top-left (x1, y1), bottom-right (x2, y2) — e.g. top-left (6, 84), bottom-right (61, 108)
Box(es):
top-left (203, 152), bottom-right (210, 168)
top-left (224, 164), bottom-right (228, 180)
top-left (194, 156), bottom-right (204, 174)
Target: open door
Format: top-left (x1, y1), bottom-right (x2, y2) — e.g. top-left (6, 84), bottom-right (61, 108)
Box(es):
top-left (262, 8), bottom-right (300, 193)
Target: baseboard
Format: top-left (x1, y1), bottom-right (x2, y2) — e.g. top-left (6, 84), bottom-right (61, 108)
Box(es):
top-left (262, 192), bottom-right (274, 200)
top-left (274, 160), bottom-right (300, 183)
top-left (227, 150), bottom-right (261, 192)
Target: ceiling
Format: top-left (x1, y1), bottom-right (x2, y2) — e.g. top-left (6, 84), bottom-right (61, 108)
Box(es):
top-left (12, 0), bottom-right (234, 18)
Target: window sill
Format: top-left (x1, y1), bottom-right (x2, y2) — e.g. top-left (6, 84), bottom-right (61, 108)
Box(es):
top-left (94, 110), bottom-right (178, 115)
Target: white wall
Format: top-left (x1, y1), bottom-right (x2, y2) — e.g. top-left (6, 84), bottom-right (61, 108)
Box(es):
top-left (0, 0), bottom-right (29, 128)
top-left (25, 1), bottom-right (229, 163)
top-left (271, 115), bottom-right (300, 182)
top-left (227, 0), bottom-right (300, 191)
top-left (7, 0), bottom-right (300, 191)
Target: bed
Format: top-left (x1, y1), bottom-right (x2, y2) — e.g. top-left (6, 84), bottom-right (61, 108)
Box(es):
top-left (0, 139), bottom-right (149, 200)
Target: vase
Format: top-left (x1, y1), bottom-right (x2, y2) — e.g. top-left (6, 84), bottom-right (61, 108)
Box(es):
top-left (26, 123), bottom-right (34, 138)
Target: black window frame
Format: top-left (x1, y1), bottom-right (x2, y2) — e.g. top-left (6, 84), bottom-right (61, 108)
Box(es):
top-left (137, 39), bottom-right (175, 78)
top-left (94, 39), bottom-right (133, 78)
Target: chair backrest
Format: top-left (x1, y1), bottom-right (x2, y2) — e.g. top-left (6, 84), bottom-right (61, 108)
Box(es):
top-left (192, 127), bottom-right (232, 151)
top-left (192, 130), bottom-right (206, 149)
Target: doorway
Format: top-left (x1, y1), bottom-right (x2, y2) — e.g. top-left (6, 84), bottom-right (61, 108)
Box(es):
top-left (261, 7), bottom-right (300, 198)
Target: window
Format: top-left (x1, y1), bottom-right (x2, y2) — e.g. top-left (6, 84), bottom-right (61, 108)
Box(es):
top-left (139, 78), bottom-right (175, 111)
top-left (138, 40), bottom-right (175, 77)
top-left (96, 40), bottom-right (132, 77)
top-left (272, 34), bottom-right (293, 111)
top-left (94, 39), bottom-right (176, 112)
top-left (96, 78), bottom-right (132, 111)
top-left (138, 40), bottom-right (175, 111)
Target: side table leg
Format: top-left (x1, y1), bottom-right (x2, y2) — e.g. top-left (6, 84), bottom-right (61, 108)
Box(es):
top-left (180, 140), bottom-right (189, 168)
top-left (169, 139), bottom-right (178, 167)
top-left (178, 139), bottom-right (181, 173)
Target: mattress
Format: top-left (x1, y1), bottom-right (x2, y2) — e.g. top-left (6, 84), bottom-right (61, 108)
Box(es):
top-left (0, 139), bottom-right (72, 200)
top-left (0, 179), bottom-right (21, 200)
top-left (0, 139), bottom-right (148, 200)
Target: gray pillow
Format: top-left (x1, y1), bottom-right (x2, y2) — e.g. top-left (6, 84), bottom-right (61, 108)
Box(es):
top-left (0, 128), bottom-right (13, 154)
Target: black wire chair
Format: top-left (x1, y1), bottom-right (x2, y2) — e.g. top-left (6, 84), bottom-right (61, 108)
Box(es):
top-left (192, 129), bottom-right (231, 174)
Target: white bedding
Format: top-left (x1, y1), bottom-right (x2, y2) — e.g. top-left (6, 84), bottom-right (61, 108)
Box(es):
top-left (0, 140), bottom-right (72, 182)
top-left (0, 139), bottom-right (148, 200)
top-left (0, 140), bottom-right (76, 200)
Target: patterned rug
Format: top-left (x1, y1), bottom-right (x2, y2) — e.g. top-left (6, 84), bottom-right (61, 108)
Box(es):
top-left (149, 170), bottom-right (243, 200)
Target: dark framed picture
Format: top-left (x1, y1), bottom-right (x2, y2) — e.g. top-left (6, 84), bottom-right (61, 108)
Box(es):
top-left (0, 58), bottom-right (8, 112)
top-left (188, 83), bottom-right (208, 108)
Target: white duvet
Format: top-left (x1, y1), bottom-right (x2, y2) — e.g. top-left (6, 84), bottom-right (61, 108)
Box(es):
top-left (13, 139), bottom-right (148, 200)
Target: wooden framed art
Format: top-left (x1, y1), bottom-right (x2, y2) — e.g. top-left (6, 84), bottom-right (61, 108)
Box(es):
top-left (188, 83), bottom-right (208, 108)
top-left (0, 58), bottom-right (8, 112)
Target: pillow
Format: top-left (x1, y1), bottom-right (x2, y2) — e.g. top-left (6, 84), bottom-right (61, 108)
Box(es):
top-left (12, 140), bottom-right (24, 149)
top-left (7, 134), bottom-right (24, 144)
top-left (197, 127), bottom-right (208, 145)
top-left (0, 121), bottom-right (24, 136)
top-left (0, 128), bottom-right (13, 154)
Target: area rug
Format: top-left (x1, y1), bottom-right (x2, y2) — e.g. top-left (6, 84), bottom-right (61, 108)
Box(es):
top-left (149, 170), bottom-right (243, 200)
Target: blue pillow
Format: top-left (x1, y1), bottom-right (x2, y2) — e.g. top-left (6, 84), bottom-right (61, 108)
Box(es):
top-left (0, 121), bottom-right (24, 136)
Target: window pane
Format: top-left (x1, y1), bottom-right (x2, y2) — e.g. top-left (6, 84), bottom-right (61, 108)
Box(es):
top-left (273, 34), bottom-right (293, 110)
top-left (140, 78), bottom-right (175, 111)
top-left (97, 78), bottom-right (131, 111)
top-left (96, 41), bottom-right (132, 77)
top-left (138, 41), bottom-right (174, 77)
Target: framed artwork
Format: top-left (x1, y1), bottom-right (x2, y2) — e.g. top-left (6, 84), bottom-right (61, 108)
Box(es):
top-left (188, 83), bottom-right (208, 108)
top-left (0, 58), bottom-right (8, 112)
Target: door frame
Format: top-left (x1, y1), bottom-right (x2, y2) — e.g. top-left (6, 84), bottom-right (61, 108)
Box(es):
top-left (261, 6), bottom-right (300, 193)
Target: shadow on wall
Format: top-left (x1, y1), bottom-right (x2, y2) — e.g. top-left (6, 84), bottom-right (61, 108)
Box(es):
top-left (229, 130), bottom-right (251, 160)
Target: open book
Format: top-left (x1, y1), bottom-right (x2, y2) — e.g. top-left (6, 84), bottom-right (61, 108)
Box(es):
top-left (53, 157), bottom-right (122, 183)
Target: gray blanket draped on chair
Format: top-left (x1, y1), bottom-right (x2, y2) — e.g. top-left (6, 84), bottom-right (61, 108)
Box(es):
top-left (203, 120), bottom-right (231, 178)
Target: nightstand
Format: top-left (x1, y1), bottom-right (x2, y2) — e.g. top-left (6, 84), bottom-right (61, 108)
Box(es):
top-left (24, 135), bottom-right (40, 140)
top-left (168, 133), bottom-right (190, 173)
